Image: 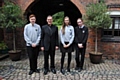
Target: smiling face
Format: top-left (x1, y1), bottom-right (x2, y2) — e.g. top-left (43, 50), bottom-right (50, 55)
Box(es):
top-left (47, 16), bottom-right (53, 25)
top-left (64, 17), bottom-right (70, 26)
top-left (29, 17), bottom-right (36, 24)
top-left (29, 14), bottom-right (36, 25)
top-left (77, 18), bottom-right (83, 27)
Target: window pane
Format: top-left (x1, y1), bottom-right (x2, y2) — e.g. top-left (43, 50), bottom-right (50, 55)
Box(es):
top-left (103, 17), bottom-right (120, 37)
top-left (114, 18), bottom-right (120, 29)
top-left (109, 24), bottom-right (112, 29)
top-left (115, 24), bottom-right (118, 29)
top-left (103, 30), bottom-right (112, 36)
top-left (104, 24), bottom-right (112, 29)
top-left (114, 30), bottom-right (120, 36)
top-left (115, 18), bottom-right (119, 23)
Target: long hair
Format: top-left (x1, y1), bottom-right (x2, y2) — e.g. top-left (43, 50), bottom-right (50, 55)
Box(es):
top-left (62, 16), bottom-right (71, 34)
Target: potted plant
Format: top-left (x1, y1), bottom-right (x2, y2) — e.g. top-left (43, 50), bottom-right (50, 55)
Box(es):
top-left (0, 41), bottom-right (8, 54)
top-left (84, 2), bottom-right (112, 64)
top-left (0, 0), bottom-right (26, 61)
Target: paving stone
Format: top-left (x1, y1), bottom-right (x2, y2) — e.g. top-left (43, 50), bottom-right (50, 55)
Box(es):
top-left (0, 50), bottom-right (120, 80)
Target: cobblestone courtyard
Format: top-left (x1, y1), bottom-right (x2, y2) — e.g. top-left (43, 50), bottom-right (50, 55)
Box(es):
top-left (0, 50), bottom-right (120, 80)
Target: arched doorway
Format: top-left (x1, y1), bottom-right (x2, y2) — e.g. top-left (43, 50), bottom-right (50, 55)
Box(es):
top-left (24, 0), bottom-right (82, 27)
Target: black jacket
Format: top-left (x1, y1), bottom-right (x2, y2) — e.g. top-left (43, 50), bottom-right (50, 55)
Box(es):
top-left (41, 24), bottom-right (59, 51)
top-left (74, 26), bottom-right (88, 47)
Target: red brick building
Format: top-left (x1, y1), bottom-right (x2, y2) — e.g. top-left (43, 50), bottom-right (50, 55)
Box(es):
top-left (0, 0), bottom-right (120, 59)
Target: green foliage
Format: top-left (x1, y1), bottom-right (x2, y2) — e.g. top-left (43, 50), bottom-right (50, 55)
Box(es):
top-left (0, 0), bottom-right (26, 51)
top-left (84, 2), bottom-right (112, 54)
top-left (52, 11), bottom-right (64, 27)
top-left (0, 0), bottom-right (26, 29)
top-left (0, 41), bottom-right (8, 50)
top-left (84, 2), bottom-right (112, 29)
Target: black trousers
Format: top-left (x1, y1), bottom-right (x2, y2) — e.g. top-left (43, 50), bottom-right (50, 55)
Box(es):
top-left (75, 46), bottom-right (86, 69)
top-left (44, 47), bottom-right (55, 70)
top-left (27, 46), bottom-right (39, 71)
top-left (61, 52), bottom-right (72, 69)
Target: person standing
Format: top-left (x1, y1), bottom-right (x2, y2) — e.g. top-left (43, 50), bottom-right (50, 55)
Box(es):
top-left (41, 15), bottom-right (59, 75)
top-left (74, 18), bottom-right (88, 72)
top-left (24, 14), bottom-right (41, 75)
top-left (60, 16), bottom-right (74, 74)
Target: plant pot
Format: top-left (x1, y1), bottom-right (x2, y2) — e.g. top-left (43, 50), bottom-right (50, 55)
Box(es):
top-left (9, 50), bottom-right (21, 61)
top-left (89, 52), bottom-right (103, 64)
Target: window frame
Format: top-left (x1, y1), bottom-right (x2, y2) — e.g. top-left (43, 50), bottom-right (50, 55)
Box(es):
top-left (102, 16), bottom-right (120, 42)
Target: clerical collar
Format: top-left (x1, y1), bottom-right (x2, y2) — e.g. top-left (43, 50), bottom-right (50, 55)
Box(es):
top-left (79, 25), bottom-right (84, 28)
top-left (47, 24), bottom-right (53, 27)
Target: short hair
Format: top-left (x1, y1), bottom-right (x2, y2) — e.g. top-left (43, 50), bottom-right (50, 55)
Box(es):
top-left (47, 15), bottom-right (52, 19)
top-left (29, 14), bottom-right (36, 19)
top-left (77, 18), bottom-right (83, 22)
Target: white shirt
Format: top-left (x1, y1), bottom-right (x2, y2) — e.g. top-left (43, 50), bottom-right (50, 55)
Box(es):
top-left (60, 25), bottom-right (75, 46)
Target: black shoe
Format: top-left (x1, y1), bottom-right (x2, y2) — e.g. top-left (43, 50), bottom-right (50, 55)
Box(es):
top-left (48, 69), bottom-right (50, 72)
top-left (60, 69), bottom-right (65, 75)
top-left (35, 69), bottom-right (40, 73)
top-left (75, 67), bottom-right (79, 70)
top-left (78, 68), bottom-right (83, 72)
top-left (51, 68), bottom-right (56, 74)
top-left (67, 68), bottom-right (70, 72)
top-left (29, 70), bottom-right (34, 75)
top-left (44, 69), bottom-right (48, 75)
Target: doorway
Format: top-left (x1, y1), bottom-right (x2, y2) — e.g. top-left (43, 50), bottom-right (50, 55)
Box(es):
top-left (25, 0), bottom-right (82, 27)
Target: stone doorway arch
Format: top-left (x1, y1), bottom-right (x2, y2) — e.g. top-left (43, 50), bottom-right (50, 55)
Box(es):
top-left (19, 0), bottom-right (85, 26)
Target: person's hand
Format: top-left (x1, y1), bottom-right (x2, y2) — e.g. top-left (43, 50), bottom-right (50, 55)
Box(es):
top-left (64, 44), bottom-right (69, 48)
top-left (63, 45), bottom-right (67, 48)
top-left (55, 46), bottom-right (59, 50)
top-left (41, 47), bottom-right (44, 51)
top-left (78, 43), bottom-right (83, 48)
top-left (32, 43), bottom-right (36, 47)
top-left (66, 44), bottom-right (70, 47)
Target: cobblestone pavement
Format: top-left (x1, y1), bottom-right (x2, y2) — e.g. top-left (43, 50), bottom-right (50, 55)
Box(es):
top-left (0, 50), bottom-right (120, 80)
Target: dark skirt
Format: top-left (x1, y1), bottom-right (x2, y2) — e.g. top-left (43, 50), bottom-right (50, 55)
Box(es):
top-left (60, 42), bottom-right (74, 53)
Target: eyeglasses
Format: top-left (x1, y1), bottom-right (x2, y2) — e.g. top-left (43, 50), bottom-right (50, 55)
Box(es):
top-left (47, 19), bottom-right (52, 20)
top-left (77, 22), bottom-right (82, 23)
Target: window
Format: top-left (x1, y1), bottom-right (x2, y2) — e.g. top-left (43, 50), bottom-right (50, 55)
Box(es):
top-left (102, 17), bottom-right (120, 42)
top-left (103, 17), bottom-right (120, 36)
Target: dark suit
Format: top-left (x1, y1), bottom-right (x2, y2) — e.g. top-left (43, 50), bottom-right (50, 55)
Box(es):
top-left (74, 26), bottom-right (88, 69)
top-left (41, 24), bottom-right (59, 70)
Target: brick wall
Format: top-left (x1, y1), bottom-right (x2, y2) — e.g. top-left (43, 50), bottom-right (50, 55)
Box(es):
top-left (2, 0), bottom-right (120, 59)
top-left (4, 28), bottom-right (26, 51)
top-left (86, 28), bottom-right (120, 59)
